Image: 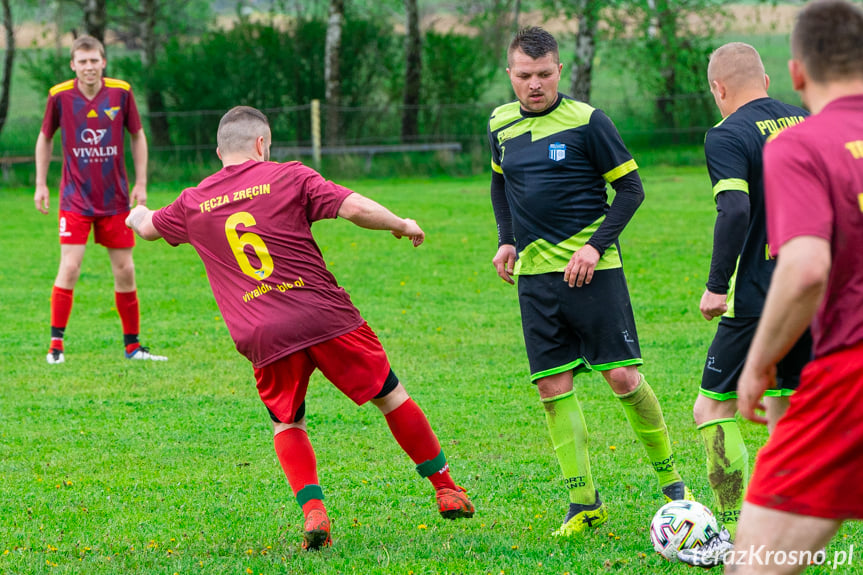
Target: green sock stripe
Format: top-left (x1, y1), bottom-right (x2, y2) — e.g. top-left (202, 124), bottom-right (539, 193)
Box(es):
top-left (296, 484), bottom-right (324, 508)
top-left (416, 450), bottom-right (447, 478)
top-left (540, 390), bottom-right (575, 404)
top-left (696, 417), bottom-right (738, 431)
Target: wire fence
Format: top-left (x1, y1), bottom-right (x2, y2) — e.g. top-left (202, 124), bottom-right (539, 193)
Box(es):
top-left (3, 89), bottom-right (803, 176)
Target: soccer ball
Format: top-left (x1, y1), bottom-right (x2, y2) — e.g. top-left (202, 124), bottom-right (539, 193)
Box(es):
top-left (649, 500), bottom-right (720, 562)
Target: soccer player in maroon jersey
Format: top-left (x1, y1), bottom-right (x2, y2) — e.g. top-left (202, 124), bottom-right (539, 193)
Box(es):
top-left (34, 35), bottom-right (165, 364)
top-left (727, 1), bottom-right (863, 572)
top-left (125, 106), bottom-right (475, 550)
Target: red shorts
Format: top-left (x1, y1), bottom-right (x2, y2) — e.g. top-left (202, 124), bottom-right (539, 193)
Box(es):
top-left (59, 210), bottom-right (135, 248)
top-left (746, 340), bottom-right (863, 519)
top-left (253, 322), bottom-right (392, 424)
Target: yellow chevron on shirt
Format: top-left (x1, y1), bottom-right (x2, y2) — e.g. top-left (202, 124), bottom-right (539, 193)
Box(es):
top-left (49, 80), bottom-right (75, 97)
top-left (104, 78), bottom-right (131, 91)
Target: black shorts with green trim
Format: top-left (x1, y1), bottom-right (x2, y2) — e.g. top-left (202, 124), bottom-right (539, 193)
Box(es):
top-left (700, 316), bottom-right (813, 401)
top-left (517, 269), bottom-right (642, 382)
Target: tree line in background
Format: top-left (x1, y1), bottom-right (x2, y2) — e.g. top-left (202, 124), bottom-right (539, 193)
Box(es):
top-left (2, 0), bottom-right (754, 157)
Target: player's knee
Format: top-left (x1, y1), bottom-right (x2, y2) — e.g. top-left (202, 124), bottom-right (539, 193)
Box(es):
top-left (603, 367), bottom-right (639, 394)
top-left (57, 261), bottom-right (82, 285)
top-left (273, 417), bottom-right (306, 436)
top-left (693, 394), bottom-right (735, 425)
top-left (370, 370), bottom-right (407, 414)
top-left (692, 397), bottom-right (709, 425)
top-left (113, 261), bottom-right (136, 284)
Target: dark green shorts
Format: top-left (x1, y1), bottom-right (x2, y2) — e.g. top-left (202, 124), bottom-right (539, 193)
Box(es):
top-left (700, 316), bottom-right (813, 401)
top-left (517, 269), bottom-right (642, 382)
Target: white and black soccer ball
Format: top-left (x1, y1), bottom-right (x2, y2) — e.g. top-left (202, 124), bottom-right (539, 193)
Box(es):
top-left (649, 500), bottom-right (720, 562)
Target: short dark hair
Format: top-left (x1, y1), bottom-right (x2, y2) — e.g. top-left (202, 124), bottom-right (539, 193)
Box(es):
top-left (791, 0), bottom-right (863, 83)
top-left (508, 26), bottom-right (559, 65)
top-left (217, 106), bottom-right (271, 153)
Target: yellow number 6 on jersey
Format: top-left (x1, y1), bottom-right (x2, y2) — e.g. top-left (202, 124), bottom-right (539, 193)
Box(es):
top-left (225, 211), bottom-right (274, 281)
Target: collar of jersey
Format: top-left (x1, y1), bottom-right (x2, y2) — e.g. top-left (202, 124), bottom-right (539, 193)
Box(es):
top-left (520, 93), bottom-right (563, 118)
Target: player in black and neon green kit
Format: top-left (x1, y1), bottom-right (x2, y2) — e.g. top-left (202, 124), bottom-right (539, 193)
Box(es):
top-left (488, 27), bottom-right (691, 537)
top-left (678, 43), bottom-right (813, 569)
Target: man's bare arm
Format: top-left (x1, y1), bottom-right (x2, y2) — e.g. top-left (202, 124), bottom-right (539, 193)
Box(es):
top-left (337, 192), bottom-right (424, 247)
top-left (126, 205), bottom-right (162, 241)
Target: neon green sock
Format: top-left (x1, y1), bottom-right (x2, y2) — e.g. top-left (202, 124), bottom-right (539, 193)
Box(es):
top-left (542, 390), bottom-right (596, 505)
top-left (615, 375), bottom-right (681, 487)
top-left (698, 417), bottom-right (748, 538)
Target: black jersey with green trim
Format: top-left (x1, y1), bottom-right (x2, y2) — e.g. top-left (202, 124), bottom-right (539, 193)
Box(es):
top-left (704, 97), bottom-right (807, 318)
top-left (488, 94), bottom-right (637, 275)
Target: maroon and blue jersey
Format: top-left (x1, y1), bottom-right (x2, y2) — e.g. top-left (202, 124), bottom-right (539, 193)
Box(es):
top-left (151, 160), bottom-right (365, 367)
top-left (41, 77), bottom-right (142, 217)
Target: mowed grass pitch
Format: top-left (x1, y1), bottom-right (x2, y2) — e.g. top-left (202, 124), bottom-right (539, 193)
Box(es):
top-left (0, 167), bottom-right (859, 575)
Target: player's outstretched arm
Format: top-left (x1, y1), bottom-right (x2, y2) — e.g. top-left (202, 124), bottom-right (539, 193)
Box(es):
top-left (337, 192), bottom-right (424, 247)
top-left (126, 205), bottom-right (162, 241)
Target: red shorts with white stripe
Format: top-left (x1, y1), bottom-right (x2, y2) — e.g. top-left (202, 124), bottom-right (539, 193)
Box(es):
top-left (253, 322), bottom-right (392, 424)
top-left (746, 340), bottom-right (863, 519)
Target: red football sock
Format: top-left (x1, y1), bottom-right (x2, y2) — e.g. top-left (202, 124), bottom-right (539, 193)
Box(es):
top-left (384, 399), bottom-right (457, 491)
top-left (50, 286), bottom-right (74, 351)
top-left (115, 290), bottom-right (141, 353)
top-left (274, 428), bottom-right (325, 514)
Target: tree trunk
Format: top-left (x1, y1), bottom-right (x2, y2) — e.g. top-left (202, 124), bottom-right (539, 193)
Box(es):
top-left (645, 0), bottom-right (658, 38)
top-left (325, 0), bottom-right (344, 146)
top-left (570, 0), bottom-right (596, 103)
top-left (81, 0), bottom-right (107, 43)
top-left (54, 0), bottom-right (64, 59)
top-left (0, 0), bottom-right (13, 137)
top-left (401, 0), bottom-right (421, 142)
top-left (651, 0), bottom-right (677, 132)
top-left (512, 0), bottom-right (521, 34)
top-left (139, 0), bottom-right (171, 147)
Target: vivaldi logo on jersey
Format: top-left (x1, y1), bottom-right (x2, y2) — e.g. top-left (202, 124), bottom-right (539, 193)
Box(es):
top-left (549, 142), bottom-right (566, 162)
top-left (73, 128), bottom-right (118, 162)
top-left (81, 128), bottom-right (107, 145)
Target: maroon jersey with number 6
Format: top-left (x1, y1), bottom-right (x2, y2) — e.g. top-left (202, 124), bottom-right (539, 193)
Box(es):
top-left (152, 160), bottom-right (364, 367)
top-left (41, 77), bottom-right (142, 216)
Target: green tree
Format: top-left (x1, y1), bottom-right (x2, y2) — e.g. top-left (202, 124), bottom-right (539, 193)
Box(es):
top-left (109, 0), bottom-right (212, 148)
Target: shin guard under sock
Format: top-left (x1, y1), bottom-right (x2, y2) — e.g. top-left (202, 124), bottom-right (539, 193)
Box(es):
top-left (384, 399), bottom-right (456, 491)
top-left (542, 390), bottom-right (597, 505)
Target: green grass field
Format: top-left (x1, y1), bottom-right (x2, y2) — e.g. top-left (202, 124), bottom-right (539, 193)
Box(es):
top-left (1, 168), bottom-right (859, 574)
